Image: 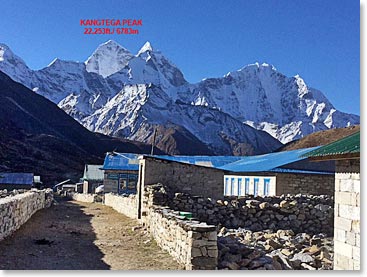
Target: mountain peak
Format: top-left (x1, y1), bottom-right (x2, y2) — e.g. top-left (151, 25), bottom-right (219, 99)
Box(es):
top-left (137, 41), bottom-right (153, 55)
top-left (85, 40), bottom-right (133, 78)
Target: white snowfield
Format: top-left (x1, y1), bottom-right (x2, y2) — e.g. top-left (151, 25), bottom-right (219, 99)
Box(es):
top-left (0, 41), bottom-right (359, 153)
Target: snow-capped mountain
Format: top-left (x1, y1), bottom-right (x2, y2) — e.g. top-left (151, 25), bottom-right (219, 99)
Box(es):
top-left (0, 40), bottom-right (359, 154)
top-left (85, 39), bottom-right (133, 78)
top-left (179, 63), bottom-right (359, 143)
top-left (82, 84), bottom-right (281, 155)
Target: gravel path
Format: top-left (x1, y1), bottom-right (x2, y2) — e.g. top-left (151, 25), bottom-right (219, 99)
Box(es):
top-left (0, 196), bottom-right (182, 270)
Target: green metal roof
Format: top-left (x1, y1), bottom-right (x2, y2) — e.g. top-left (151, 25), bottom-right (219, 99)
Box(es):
top-left (303, 131), bottom-right (360, 158)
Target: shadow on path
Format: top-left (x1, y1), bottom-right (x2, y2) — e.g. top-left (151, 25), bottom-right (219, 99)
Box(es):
top-left (0, 196), bottom-right (110, 270)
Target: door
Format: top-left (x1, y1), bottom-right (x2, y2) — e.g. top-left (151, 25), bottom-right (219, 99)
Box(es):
top-left (254, 178), bottom-right (259, 196)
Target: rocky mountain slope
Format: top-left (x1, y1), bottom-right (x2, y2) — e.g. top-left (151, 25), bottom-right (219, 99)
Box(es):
top-left (278, 125), bottom-right (360, 151)
top-left (0, 40), bottom-right (359, 154)
top-left (0, 71), bottom-right (157, 184)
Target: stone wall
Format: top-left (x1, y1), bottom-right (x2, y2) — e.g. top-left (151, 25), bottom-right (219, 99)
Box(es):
top-left (276, 173), bottom-right (335, 196)
top-left (142, 185), bottom-right (218, 270)
top-left (69, 192), bottom-right (96, 203)
top-left (333, 159), bottom-right (360, 270)
top-left (0, 189), bottom-right (53, 241)
top-left (104, 193), bottom-right (138, 219)
top-left (140, 157), bottom-right (224, 200)
top-left (146, 184), bottom-right (334, 236)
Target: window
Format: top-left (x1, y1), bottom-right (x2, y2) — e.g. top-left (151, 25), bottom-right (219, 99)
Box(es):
top-left (118, 173), bottom-right (138, 194)
top-left (245, 178), bottom-right (250, 195)
top-left (230, 178), bottom-right (235, 195)
top-left (224, 178), bottom-right (229, 195)
top-left (254, 178), bottom-right (259, 196)
top-left (238, 178), bottom-right (242, 196)
top-left (264, 178), bottom-right (270, 196)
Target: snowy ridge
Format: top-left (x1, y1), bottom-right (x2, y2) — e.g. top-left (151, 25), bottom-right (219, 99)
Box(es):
top-left (85, 40), bottom-right (133, 78)
top-left (0, 40), bottom-right (360, 154)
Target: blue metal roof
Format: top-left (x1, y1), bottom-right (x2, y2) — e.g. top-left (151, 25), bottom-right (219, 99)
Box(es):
top-left (101, 153), bottom-right (139, 171)
top-left (218, 147), bottom-right (320, 173)
top-left (0, 173), bottom-right (34, 185)
top-left (145, 155), bottom-right (243, 168)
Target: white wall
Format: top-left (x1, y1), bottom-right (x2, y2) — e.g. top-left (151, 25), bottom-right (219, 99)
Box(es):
top-left (224, 175), bottom-right (276, 197)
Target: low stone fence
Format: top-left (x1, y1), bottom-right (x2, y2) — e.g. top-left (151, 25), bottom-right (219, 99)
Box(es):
top-left (143, 206), bottom-right (218, 270)
top-left (102, 190), bottom-right (218, 269)
top-left (169, 191), bottom-right (334, 236)
top-left (68, 192), bottom-right (96, 203)
top-left (0, 189), bottom-right (53, 241)
top-left (104, 193), bottom-right (137, 219)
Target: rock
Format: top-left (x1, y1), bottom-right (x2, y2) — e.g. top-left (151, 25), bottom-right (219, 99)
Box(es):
top-left (280, 249), bottom-right (293, 256)
top-left (223, 253), bottom-right (242, 263)
top-left (267, 239), bottom-right (282, 250)
top-left (259, 202), bottom-right (269, 209)
top-left (275, 214), bottom-right (284, 221)
top-left (301, 263), bottom-right (317, 270)
top-left (291, 253), bottom-right (314, 263)
top-left (238, 259), bottom-right (251, 267)
top-left (279, 200), bottom-right (290, 208)
top-left (293, 233), bottom-right (310, 244)
top-left (310, 238), bottom-right (322, 247)
top-left (314, 204), bottom-right (330, 212)
top-left (227, 262), bottom-right (240, 270)
top-left (276, 229), bottom-right (294, 239)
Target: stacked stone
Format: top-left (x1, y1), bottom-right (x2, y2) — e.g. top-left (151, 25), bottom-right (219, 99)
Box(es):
top-left (217, 227), bottom-right (333, 270)
top-left (333, 160), bottom-right (360, 270)
top-left (169, 192), bottom-right (334, 236)
top-left (104, 193), bottom-right (137, 219)
top-left (145, 207), bottom-right (218, 270)
top-left (0, 189), bottom-right (28, 198)
top-left (0, 189), bottom-right (53, 241)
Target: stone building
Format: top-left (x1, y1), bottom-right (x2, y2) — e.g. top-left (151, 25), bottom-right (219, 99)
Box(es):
top-left (220, 147), bottom-right (335, 197)
top-left (305, 131), bottom-right (360, 270)
top-left (101, 153), bottom-right (139, 194)
top-left (82, 164), bottom-right (104, 194)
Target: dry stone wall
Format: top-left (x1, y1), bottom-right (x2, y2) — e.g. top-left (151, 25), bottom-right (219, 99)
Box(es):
top-left (142, 185), bottom-right (218, 270)
top-left (147, 184), bottom-right (334, 236)
top-left (145, 207), bottom-right (218, 270)
top-left (104, 193), bottom-right (138, 219)
top-left (0, 189), bottom-right (53, 241)
top-left (69, 192), bottom-right (96, 203)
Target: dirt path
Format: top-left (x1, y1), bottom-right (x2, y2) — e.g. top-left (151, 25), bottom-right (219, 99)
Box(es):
top-left (0, 196), bottom-right (182, 270)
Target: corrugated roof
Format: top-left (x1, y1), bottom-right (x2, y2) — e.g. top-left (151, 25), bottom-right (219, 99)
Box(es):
top-left (303, 131), bottom-right (360, 158)
top-left (101, 153), bottom-right (139, 171)
top-left (144, 155), bottom-right (243, 168)
top-left (0, 173), bottom-right (34, 185)
top-left (83, 165), bottom-right (104, 180)
top-left (218, 147), bottom-right (320, 173)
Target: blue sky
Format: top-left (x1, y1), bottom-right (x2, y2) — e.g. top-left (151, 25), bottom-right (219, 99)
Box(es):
top-left (1, 0), bottom-right (360, 115)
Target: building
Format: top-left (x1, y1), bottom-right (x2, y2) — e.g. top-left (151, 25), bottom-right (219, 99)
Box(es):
top-left (101, 153), bottom-right (139, 194)
top-left (219, 147), bottom-right (335, 197)
top-left (82, 164), bottom-right (104, 194)
top-left (304, 131), bottom-right (360, 270)
top-left (136, 149), bottom-right (333, 199)
top-left (0, 173), bottom-right (34, 190)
